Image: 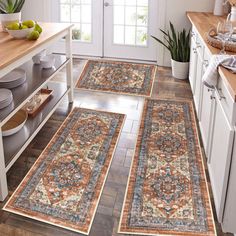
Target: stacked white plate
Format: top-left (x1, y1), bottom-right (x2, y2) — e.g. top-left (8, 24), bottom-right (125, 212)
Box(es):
top-left (0, 89), bottom-right (13, 109)
top-left (0, 68), bottom-right (26, 89)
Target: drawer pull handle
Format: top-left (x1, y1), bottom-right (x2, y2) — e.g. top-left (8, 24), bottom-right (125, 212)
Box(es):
top-left (204, 60), bottom-right (209, 67)
top-left (220, 96), bottom-right (226, 101)
top-left (218, 89), bottom-right (226, 100)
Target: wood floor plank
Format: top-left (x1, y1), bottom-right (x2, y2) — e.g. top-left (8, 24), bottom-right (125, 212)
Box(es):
top-left (0, 59), bottom-right (231, 236)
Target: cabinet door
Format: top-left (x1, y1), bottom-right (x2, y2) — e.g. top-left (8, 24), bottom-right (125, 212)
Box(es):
top-left (222, 131), bottom-right (236, 233)
top-left (189, 36), bottom-right (197, 94)
top-left (199, 85), bottom-right (214, 157)
top-left (193, 51), bottom-right (204, 117)
top-left (208, 92), bottom-right (234, 222)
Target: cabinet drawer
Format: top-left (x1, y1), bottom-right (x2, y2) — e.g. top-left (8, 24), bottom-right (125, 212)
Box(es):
top-left (217, 78), bottom-right (235, 124)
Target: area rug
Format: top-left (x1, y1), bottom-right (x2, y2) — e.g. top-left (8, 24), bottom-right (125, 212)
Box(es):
top-left (76, 60), bottom-right (156, 97)
top-left (4, 108), bottom-right (125, 235)
top-left (119, 99), bottom-right (216, 236)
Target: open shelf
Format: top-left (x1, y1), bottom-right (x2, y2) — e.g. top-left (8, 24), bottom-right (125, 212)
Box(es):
top-left (0, 55), bottom-right (69, 123)
top-left (3, 82), bottom-right (69, 169)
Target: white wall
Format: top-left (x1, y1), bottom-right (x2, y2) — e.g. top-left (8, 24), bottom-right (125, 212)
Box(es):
top-left (22, 0), bottom-right (51, 22)
top-left (159, 0), bottom-right (215, 66)
top-left (22, 0), bottom-right (215, 65)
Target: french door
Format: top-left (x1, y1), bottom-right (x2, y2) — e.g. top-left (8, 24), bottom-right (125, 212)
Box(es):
top-left (51, 0), bottom-right (103, 56)
top-left (52, 0), bottom-right (158, 61)
top-left (104, 0), bottom-right (158, 61)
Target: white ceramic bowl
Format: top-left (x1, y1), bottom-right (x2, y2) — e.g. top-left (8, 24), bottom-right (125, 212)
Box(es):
top-left (40, 55), bottom-right (56, 69)
top-left (2, 110), bottom-right (28, 137)
top-left (32, 50), bottom-right (47, 64)
top-left (7, 27), bottom-right (34, 39)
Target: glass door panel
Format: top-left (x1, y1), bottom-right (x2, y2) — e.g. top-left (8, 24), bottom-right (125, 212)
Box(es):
top-left (51, 0), bottom-right (103, 57)
top-left (104, 0), bottom-right (158, 61)
top-left (113, 0), bottom-right (148, 46)
top-left (52, 0), bottom-right (158, 61)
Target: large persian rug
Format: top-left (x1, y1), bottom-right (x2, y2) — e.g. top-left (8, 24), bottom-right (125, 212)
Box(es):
top-left (76, 60), bottom-right (156, 97)
top-left (119, 99), bottom-right (216, 236)
top-left (4, 108), bottom-right (125, 235)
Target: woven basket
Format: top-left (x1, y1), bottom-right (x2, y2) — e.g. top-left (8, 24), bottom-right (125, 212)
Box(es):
top-left (206, 27), bottom-right (236, 53)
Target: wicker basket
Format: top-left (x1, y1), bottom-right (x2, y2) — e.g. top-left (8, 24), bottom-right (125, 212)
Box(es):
top-left (206, 27), bottom-right (236, 53)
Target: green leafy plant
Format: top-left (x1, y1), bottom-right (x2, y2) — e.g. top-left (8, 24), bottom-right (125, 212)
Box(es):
top-left (0, 0), bottom-right (25, 14)
top-left (152, 22), bottom-right (190, 62)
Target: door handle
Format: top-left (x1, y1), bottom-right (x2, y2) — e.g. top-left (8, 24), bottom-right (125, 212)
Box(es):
top-left (104, 2), bottom-right (111, 7)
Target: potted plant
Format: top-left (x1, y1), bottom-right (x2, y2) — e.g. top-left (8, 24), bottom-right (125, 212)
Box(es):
top-left (0, 0), bottom-right (25, 32)
top-left (152, 22), bottom-right (190, 80)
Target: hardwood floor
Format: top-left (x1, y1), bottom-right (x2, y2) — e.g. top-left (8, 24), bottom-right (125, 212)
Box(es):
top-left (0, 59), bottom-right (232, 236)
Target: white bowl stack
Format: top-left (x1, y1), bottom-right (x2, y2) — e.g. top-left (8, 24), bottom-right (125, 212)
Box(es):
top-left (40, 55), bottom-right (56, 69)
top-left (0, 89), bottom-right (13, 109)
top-left (32, 50), bottom-right (47, 64)
top-left (0, 68), bottom-right (26, 89)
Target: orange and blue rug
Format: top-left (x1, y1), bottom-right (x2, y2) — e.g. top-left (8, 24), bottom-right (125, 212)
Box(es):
top-left (76, 60), bottom-right (156, 97)
top-left (119, 99), bottom-right (216, 236)
top-left (4, 108), bottom-right (125, 235)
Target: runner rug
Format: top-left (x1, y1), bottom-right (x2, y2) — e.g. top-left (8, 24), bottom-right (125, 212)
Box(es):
top-left (76, 60), bottom-right (156, 97)
top-left (4, 108), bottom-right (125, 235)
top-left (119, 99), bottom-right (216, 236)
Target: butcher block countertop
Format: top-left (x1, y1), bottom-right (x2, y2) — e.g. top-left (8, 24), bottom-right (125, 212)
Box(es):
top-left (187, 12), bottom-right (236, 102)
top-left (0, 22), bottom-right (73, 70)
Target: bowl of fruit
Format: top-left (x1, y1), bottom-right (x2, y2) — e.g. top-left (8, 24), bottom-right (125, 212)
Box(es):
top-left (6, 20), bottom-right (42, 40)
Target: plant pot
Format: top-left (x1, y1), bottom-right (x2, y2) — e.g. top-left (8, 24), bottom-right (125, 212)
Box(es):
top-left (0, 12), bottom-right (21, 32)
top-left (213, 0), bottom-right (224, 16)
top-left (171, 59), bottom-right (189, 80)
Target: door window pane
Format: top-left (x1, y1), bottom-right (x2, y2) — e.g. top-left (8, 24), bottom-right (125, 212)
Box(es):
top-left (125, 26), bottom-right (136, 45)
top-left (113, 0), bottom-right (149, 46)
top-left (137, 6), bottom-right (148, 26)
top-left (136, 27), bottom-right (147, 45)
top-left (59, 0), bottom-right (92, 42)
top-left (72, 25), bottom-right (81, 40)
top-left (114, 25), bottom-right (125, 44)
top-left (81, 24), bottom-right (92, 41)
top-left (114, 6), bottom-right (125, 25)
top-left (114, 0), bottom-right (125, 5)
top-left (125, 0), bottom-right (137, 6)
top-left (137, 0), bottom-right (148, 6)
top-left (60, 4), bottom-right (70, 22)
top-left (125, 7), bottom-right (136, 26)
top-left (71, 5), bottom-right (80, 22)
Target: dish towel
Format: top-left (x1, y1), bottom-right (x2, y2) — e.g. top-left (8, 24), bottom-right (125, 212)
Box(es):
top-left (203, 55), bottom-right (236, 88)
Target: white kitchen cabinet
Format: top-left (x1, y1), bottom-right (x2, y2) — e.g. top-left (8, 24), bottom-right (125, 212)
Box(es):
top-left (208, 90), bottom-right (234, 222)
top-left (188, 15), bottom-right (236, 234)
top-left (199, 85), bottom-right (214, 158)
top-left (193, 45), bottom-right (204, 117)
top-left (222, 134), bottom-right (236, 232)
top-left (199, 50), bottom-right (212, 157)
top-left (189, 32), bottom-right (198, 93)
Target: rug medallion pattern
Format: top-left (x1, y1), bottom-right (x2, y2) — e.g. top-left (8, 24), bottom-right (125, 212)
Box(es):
top-left (76, 60), bottom-right (156, 97)
top-left (4, 108), bottom-right (125, 235)
top-left (119, 99), bottom-right (216, 236)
